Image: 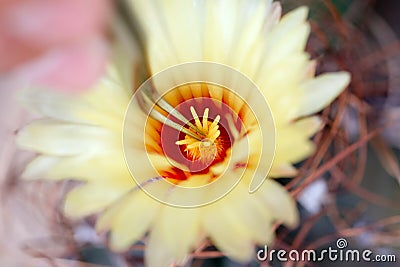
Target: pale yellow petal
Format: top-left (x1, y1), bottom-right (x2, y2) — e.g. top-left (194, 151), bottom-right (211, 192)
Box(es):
top-left (17, 88), bottom-right (95, 124)
top-left (130, 0), bottom-right (280, 76)
top-left (18, 79), bottom-right (128, 131)
top-left (231, 0), bottom-right (274, 70)
top-left (225, 184), bottom-right (275, 244)
top-left (16, 119), bottom-right (117, 156)
top-left (297, 72), bottom-right (351, 117)
top-left (257, 54), bottom-right (308, 123)
top-left (203, 0), bottom-right (273, 70)
top-left (262, 7), bottom-right (309, 69)
top-left (108, 190), bottom-right (160, 251)
top-left (294, 116), bottom-right (323, 136)
top-left (201, 182), bottom-right (279, 261)
top-left (274, 124), bottom-right (316, 165)
top-left (129, 0), bottom-right (204, 73)
top-left (145, 231), bottom-right (175, 267)
top-left (269, 163), bottom-right (298, 178)
top-left (254, 179), bottom-right (298, 227)
top-left (21, 154), bottom-right (132, 184)
top-left (202, 199), bottom-right (255, 262)
top-left (64, 183), bottom-right (130, 218)
top-left (149, 204), bottom-right (201, 262)
top-left (108, 32), bottom-right (139, 91)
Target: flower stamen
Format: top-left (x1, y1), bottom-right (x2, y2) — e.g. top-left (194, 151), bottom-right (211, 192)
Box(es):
top-left (176, 106), bottom-right (221, 164)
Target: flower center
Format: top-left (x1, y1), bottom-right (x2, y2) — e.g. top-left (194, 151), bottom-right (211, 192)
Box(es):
top-left (144, 82), bottom-right (253, 182)
top-left (175, 107), bottom-right (221, 165)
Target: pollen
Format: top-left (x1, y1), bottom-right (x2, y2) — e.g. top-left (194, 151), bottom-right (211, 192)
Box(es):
top-left (176, 106), bottom-right (221, 164)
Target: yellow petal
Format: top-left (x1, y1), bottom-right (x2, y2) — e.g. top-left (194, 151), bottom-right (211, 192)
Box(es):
top-left (257, 54), bottom-right (308, 123)
top-left (21, 154), bottom-right (132, 183)
top-left (202, 205), bottom-right (254, 262)
top-left (107, 190), bottom-right (160, 251)
top-left (228, 184), bottom-right (275, 244)
top-left (145, 232), bottom-right (175, 267)
top-left (294, 116), bottom-right (323, 136)
top-left (274, 123), bottom-right (316, 165)
top-left (202, 184), bottom-right (275, 262)
top-left (149, 204), bottom-right (201, 263)
top-left (17, 79), bottom-right (128, 131)
top-left (298, 72), bottom-right (351, 117)
top-left (17, 119), bottom-right (117, 156)
top-left (269, 163), bottom-right (298, 178)
top-left (255, 179), bottom-right (298, 227)
top-left (262, 7), bottom-right (309, 68)
top-left (64, 183), bottom-right (130, 218)
top-left (17, 88), bottom-right (94, 124)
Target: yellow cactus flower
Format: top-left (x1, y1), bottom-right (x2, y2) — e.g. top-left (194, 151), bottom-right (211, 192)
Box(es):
top-left (16, 0), bottom-right (350, 266)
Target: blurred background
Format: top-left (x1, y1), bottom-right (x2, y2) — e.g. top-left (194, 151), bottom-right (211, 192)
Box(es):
top-left (1, 0), bottom-right (400, 266)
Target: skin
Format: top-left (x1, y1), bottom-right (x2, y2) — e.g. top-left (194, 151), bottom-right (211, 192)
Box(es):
top-left (0, 0), bottom-right (113, 92)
